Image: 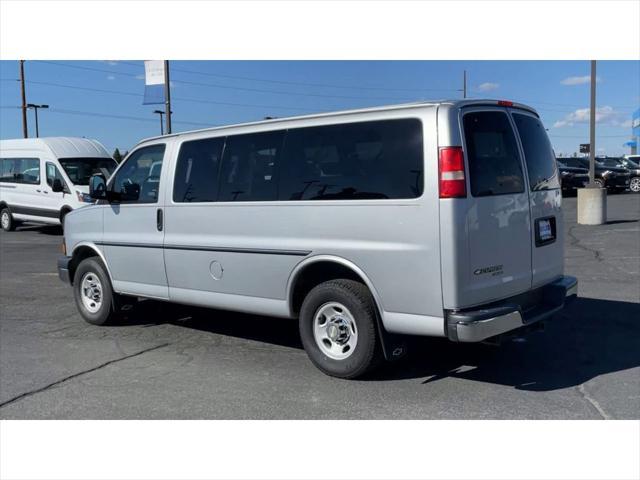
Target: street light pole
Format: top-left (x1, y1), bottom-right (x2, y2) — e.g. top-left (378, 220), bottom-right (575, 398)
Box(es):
top-left (153, 110), bottom-right (165, 135)
top-left (27, 104), bottom-right (48, 138)
top-left (19, 60), bottom-right (28, 138)
top-left (588, 60), bottom-right (596, 186)
top-left (164, 60), bottom-right (172, 134)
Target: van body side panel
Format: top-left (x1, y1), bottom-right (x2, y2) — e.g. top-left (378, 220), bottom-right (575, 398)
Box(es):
top-left (529, 189), bottom-right (564, 287)
top-left (162, 107), bottom-right (444, 332)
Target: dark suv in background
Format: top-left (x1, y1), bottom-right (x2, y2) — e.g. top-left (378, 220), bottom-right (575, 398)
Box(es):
top-left (558, 157), bottom-right (630, 193)
top-left (556, 158), bottom-right (589, 194)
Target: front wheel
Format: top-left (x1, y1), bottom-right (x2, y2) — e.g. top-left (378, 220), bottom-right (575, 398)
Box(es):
top-left (73, 257), bottom-right (118, 326)
top-left (629, 177), bottom-right (640, 193)
top-left (299, 279), bottom-right (382, 379)
top-left (1, 207), bottom-right (16, 232)
top-left (593, 178), bottom-right (605, 188)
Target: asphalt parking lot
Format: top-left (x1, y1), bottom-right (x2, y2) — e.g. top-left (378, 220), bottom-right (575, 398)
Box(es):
top-left (0, 194), bottom-right (638, 419)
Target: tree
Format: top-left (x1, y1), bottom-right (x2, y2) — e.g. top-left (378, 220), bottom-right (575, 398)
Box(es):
top-left (112, 148), bottom-right (123, 163)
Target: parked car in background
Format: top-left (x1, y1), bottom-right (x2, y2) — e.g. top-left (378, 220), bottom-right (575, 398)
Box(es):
top-left (0, 137), bottom-right (117, 231)
top-left (557, 157), bottom-right (630, 193)
top-left (58, 99), bottom-right (577, 379)
top-left (619, 156), bottom-right (640, 193)
top-left (556, 158), bottom-right (589, 194)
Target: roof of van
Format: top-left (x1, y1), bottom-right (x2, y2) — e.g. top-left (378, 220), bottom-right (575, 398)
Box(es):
top-left (0, 137), bottom-right (111, 158)
top-left (136, 99), bottom-right (538, 146)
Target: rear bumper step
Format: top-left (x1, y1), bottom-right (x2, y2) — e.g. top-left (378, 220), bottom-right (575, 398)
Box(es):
top-left (446, 276), bottom-right (577, 342)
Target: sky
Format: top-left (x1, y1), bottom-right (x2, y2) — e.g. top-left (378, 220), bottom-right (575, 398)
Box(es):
top-left (1, 60), bottom-right (638, 156)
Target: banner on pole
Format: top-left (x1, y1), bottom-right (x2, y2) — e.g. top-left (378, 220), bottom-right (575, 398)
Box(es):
top-left (143, 60), bottom-right (166, 105)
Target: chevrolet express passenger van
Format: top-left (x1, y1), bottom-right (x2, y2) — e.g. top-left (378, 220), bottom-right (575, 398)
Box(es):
top-left (58, 100), bottom-right (577, 378)
top-left (0, 137), bottom-right (117, 231)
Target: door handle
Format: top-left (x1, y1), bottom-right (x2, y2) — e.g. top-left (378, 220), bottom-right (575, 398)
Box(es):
top-left (156, 208), bottom-right (163, 232)
top-left (36, 189), bottom-right (42, 193)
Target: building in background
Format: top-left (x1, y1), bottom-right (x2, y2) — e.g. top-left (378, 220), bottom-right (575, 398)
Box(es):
top-left (625, 108), bottom-right (640, 155)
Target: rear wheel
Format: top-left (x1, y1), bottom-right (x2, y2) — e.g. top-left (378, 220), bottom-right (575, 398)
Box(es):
top-left (593, 178), bottom-right (605, 188)
top-left (299, 279), bottom-right (382, 379)
top-left (630, 177), bottom-right (640, 193)
top-left (1, 207), bottom-right (16, 232)
top-left (73, 257), bottom-right (119, 326)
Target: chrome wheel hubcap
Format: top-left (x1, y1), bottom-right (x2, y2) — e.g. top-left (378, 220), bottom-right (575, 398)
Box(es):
top-left (630, 178), bottom-right (640, 192)
top-left (313, 302), bottom-right (358, 360)
top-left (80, 272), bottom-right (103, 313)
top-left (1, 212), bottom-right (9, 229)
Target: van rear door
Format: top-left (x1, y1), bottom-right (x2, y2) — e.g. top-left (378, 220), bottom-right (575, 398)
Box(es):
top-left (509, 109), bottom-right (563, 288)
top-left (459, 107), bottom-right (532, 306)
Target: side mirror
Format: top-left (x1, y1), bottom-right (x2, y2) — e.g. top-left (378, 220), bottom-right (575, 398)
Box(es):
top-left (89, 174), bottom-right (107, 200)
top-left (51, 178), bottom-right (64, 193)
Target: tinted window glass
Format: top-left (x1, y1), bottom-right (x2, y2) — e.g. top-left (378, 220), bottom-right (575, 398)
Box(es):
top-left (279, 119), bottom-right (423, 201)
top-left (111, 144), bottom-right (165, 204)
top-left (463, 112), bottom-right (524, 196)
top-left (173, 137), bottom-right (224, 202)
top-left (512, 113), bottom-right (560, 191)
top-left (219, 131), bottom-right (283, 202)
top-left (0, 158), bottom-right (40, 184)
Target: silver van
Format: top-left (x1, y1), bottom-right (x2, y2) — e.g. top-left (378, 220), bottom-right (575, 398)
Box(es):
top-left (57, 100), bottom-right (577, 378)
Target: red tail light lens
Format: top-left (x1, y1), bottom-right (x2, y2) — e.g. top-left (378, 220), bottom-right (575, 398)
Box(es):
top-left (497, 100), bottom-right (514, 107)
top-left (439, 147), bottom-right (466, 198)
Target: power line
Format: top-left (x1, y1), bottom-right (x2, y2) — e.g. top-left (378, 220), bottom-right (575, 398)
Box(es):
top-left (0, 105), bottom-right (213, 128)
top-left (35, 61), bottom-right (425, 102)
top-left (10, 78), bottom-right (324, 112)
top-left (118, 60), bottom-right (461, 93)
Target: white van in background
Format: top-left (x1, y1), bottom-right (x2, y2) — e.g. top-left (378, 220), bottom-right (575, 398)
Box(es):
top-left (0, 137), bottom-right (117, 231)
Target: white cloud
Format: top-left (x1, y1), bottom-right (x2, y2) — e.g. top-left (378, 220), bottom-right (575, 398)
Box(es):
top-left (553, 106), bottom-right (630, 128)
top-left (135, 74), bottom-right (145, 80)
top-left (105, 60), bottom-right (118, 66)
top-left (477, 82), bottom-right (499, 92)
top-left (106, 75), bottom-right (115, 81)
top-left (560, 75), bottom-right (601, 86)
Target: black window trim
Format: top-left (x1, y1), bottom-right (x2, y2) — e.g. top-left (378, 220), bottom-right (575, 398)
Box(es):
top-left (460, 107), bottom-right (527, 198)
top-left (45, 161), bottom-right (71, 194)
top-left (169, 117), bottom-right (425, 205)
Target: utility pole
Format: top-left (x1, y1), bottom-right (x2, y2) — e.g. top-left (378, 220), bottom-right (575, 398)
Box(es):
top-left (463, 70), bottom-right (467, 99)
top-left (164, 60), bottom-right (172, 134)
top-left (19, 60), bottom-right (28, 138)
top-left (153, 110), bottom-right (165, 135)
top-left (577, 59), bottom-right (606, 225)
top-left (588, 60), bottom-right (596, 185)
top-left (27, 104), bottom-right (49, 138)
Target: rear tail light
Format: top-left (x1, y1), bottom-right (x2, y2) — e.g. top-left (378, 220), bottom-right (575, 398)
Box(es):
top-left (439, 147), bottom-right (467, 198)
top-left (497, 100), bottom-right (514, 107)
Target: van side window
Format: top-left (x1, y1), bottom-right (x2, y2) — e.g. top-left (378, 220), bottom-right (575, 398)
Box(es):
top-left (278, 119), bottom-right (423, 201)
top-left (46, 163), bottom-right (68, 191)
top-left (512, 113), bottom-right (560, 191)
top-left (0, 158), bottom-right (40, 185)
top-left (173, 137), bottom-right (224, 203)
top-left (218, 131), bottom-right (284, 202)
top-left (463, 112), bottom-right (524, 197)
top-left (110, 144), bottom-right (166, 204)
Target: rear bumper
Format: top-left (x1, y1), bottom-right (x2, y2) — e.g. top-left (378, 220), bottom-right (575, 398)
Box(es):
top-left (446, 276), bottom-right (577, 342)
top-left (57, 255), bottom-right (72, 285)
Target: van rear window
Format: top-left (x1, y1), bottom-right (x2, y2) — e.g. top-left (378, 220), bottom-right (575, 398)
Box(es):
top-left (512, 113), bottom-right (560, 191)
top-left (463, 111), bottom-right (524, 197)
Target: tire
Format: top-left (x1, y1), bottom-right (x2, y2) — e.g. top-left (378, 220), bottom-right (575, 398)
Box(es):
top-left (593, 178), bottom-right (604, 188)
top-left (299, 279), bottom-right (382, 379)
top-left (1, 207), bottom-right (16, 232)
top-left (630, 177), bottom-right (640, 193)
top-left (73, 257), bottom-right (119, 326)
top-left (60, 208), bottom-right (71, 232)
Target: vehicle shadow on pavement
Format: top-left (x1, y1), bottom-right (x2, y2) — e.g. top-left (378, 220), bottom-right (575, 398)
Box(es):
top-left (370, 296), bottom-right (640, 390)
top-left (15, 225), bottom-right (63, 235)
top-left (116, 295), bottom-right (640, 390)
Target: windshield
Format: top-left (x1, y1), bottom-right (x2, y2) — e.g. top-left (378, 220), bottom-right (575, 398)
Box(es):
top-left (58, 157), bottom-right (117, 185)
top-left (557, 157), bottom-right (588, 169)
top-left (597, 158), bottom-right (624, 168)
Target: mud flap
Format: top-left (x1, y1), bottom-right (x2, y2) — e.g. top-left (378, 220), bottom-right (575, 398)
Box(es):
top-left (374, 311), bottom-right (408, 361)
